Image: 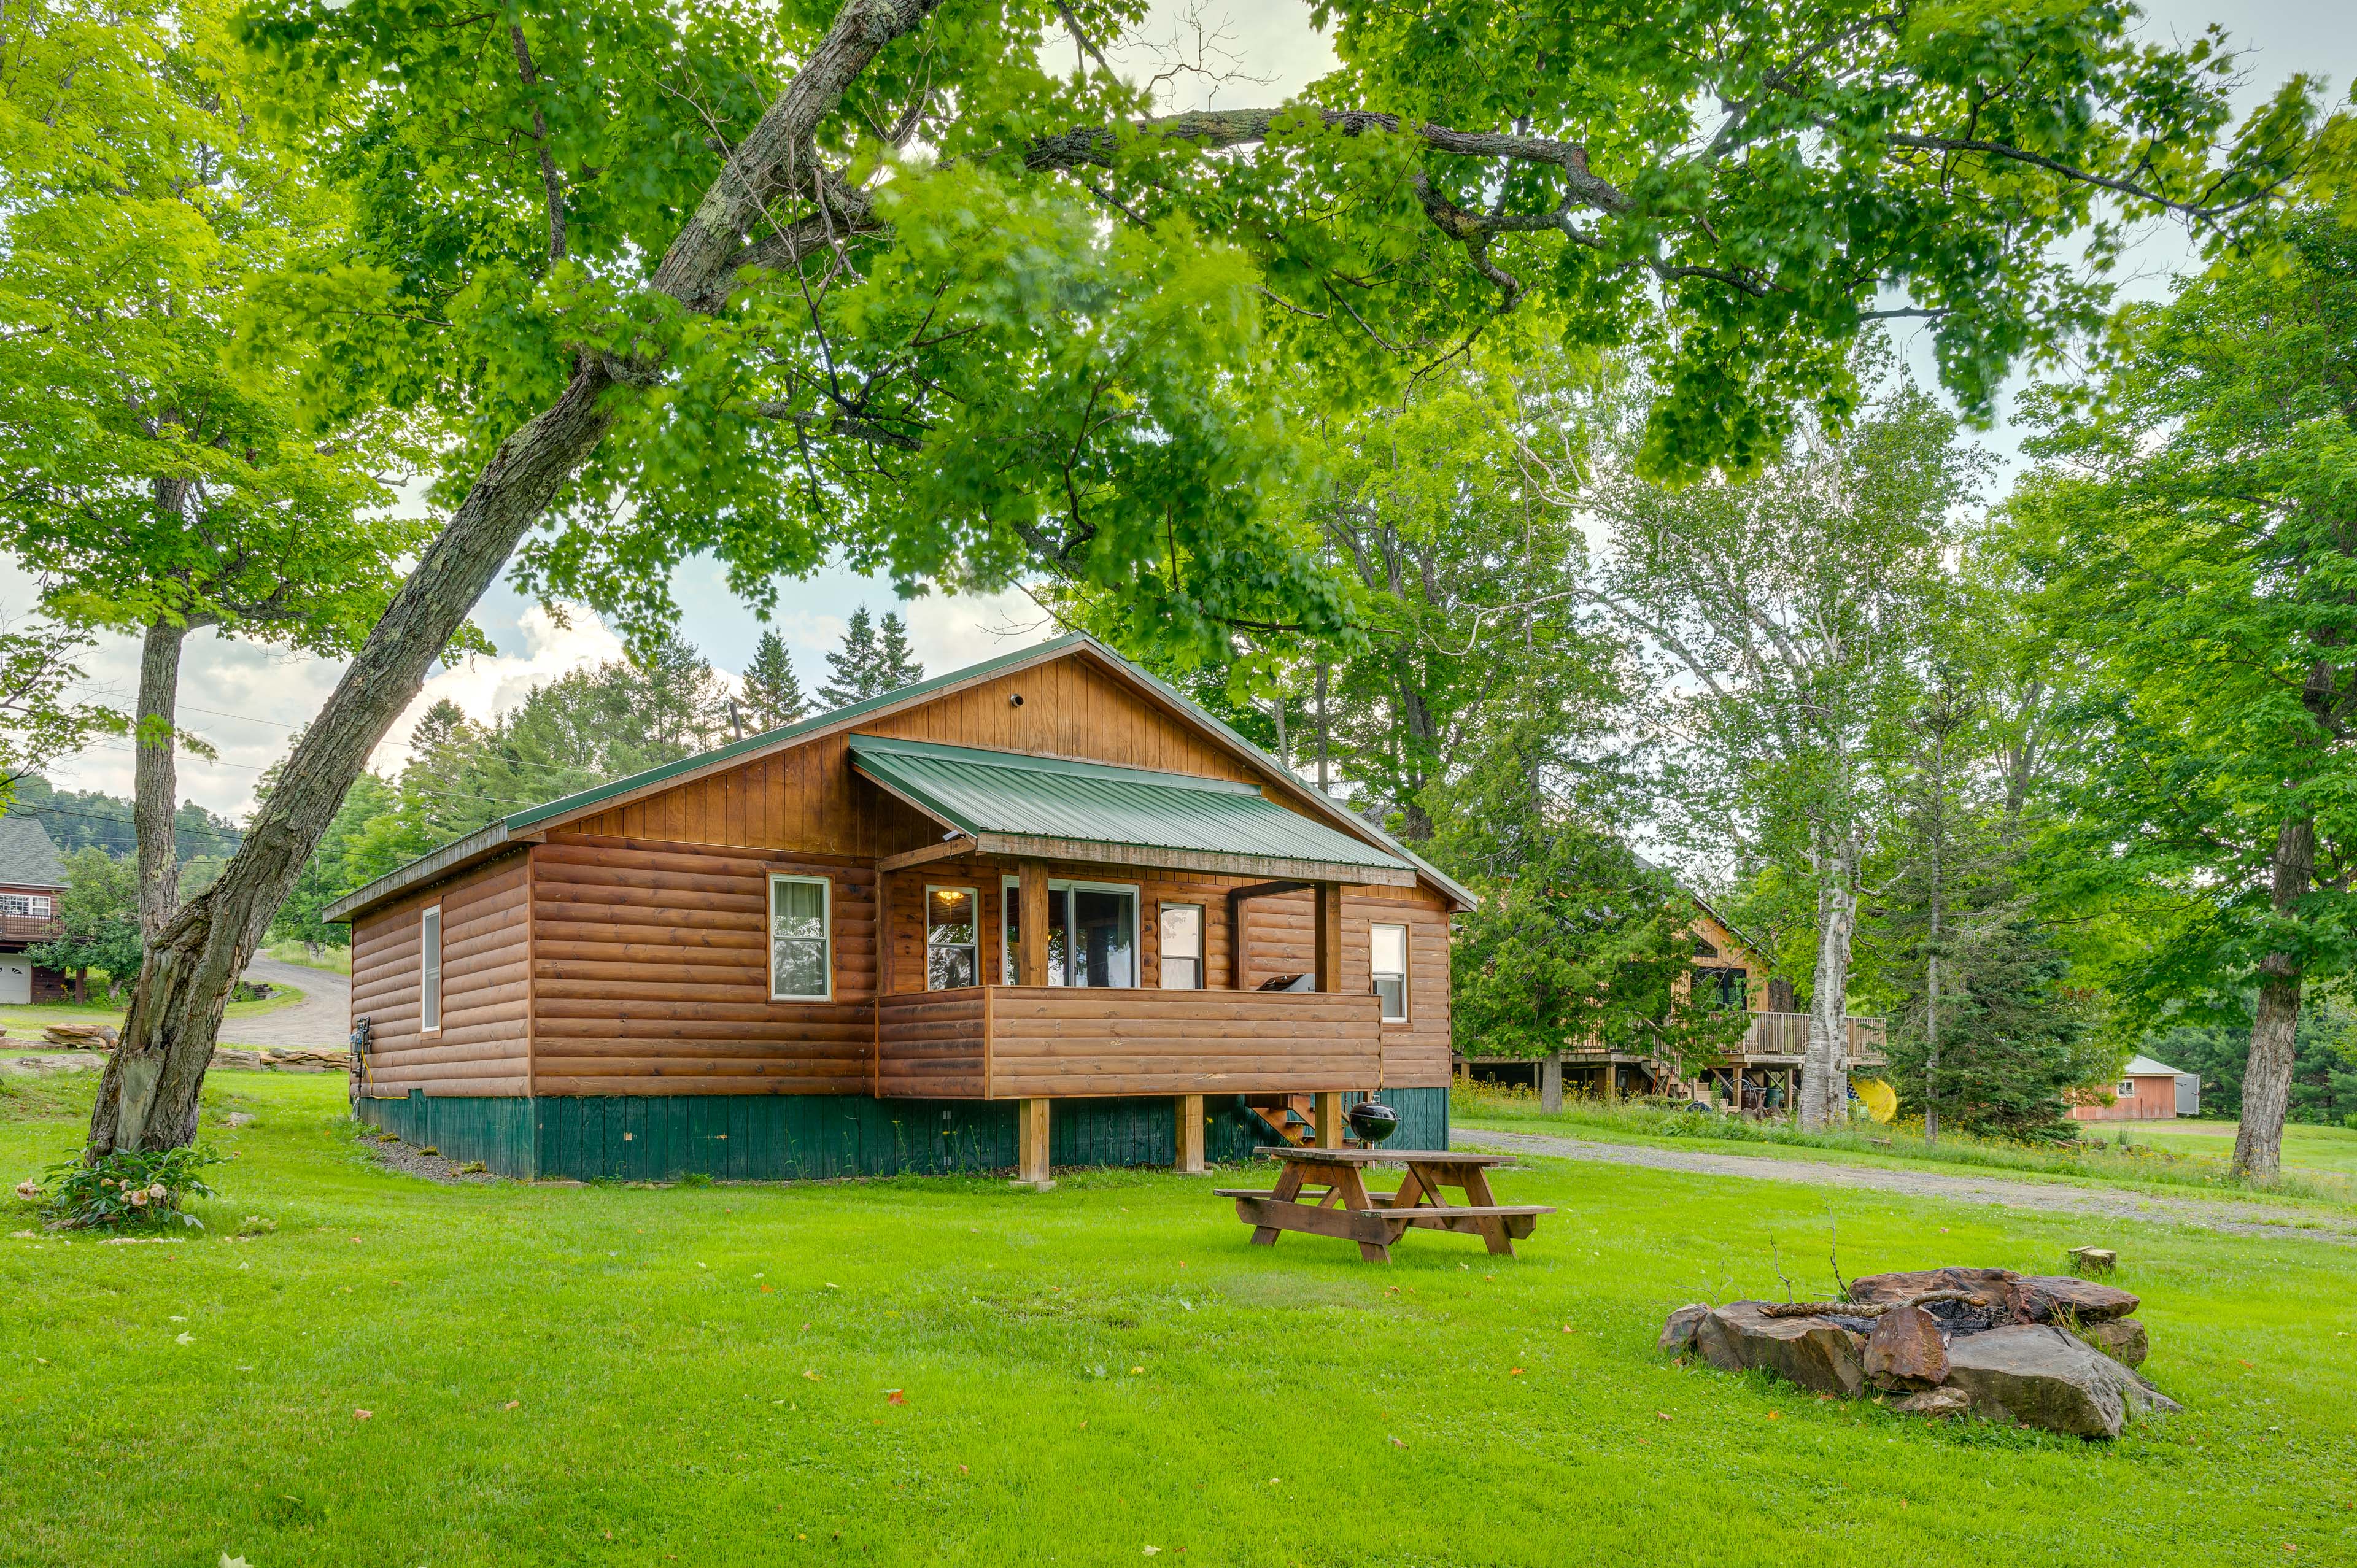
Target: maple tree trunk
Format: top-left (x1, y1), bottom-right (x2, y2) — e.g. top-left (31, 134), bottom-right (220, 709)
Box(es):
top-left (84, 0), bottom-right (943, 1157)
top-left (2233, 816), bottom-right (2313, 1181)
top-left (133, 618), bottom-right (188, 944)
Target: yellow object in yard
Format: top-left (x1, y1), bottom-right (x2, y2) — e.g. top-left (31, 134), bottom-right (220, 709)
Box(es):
top-left (1854, 1076), bottom-right (1898, 1124)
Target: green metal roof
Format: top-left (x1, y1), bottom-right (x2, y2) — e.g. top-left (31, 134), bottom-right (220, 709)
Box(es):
top-left (848, 734), bottom-right (1413, 880)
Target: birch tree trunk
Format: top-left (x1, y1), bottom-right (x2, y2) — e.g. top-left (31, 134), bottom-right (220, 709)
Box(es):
top-left (84, 0), bottom-right (945, 1157)
top-left (1800, 830), bottom-right (1859, 1131)
top-left (2234, 816), bottom-right (2314, 1180)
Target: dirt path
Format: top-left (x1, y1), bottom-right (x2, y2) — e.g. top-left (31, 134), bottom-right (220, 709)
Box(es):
top-left (1454, 1126), bottom-right (2357, 1247)
top-left (217, 957), bottom-right (350, 1049)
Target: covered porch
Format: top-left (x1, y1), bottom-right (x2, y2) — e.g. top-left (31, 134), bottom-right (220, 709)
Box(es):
top-left (850, 734), bottom-right (1436, 1187)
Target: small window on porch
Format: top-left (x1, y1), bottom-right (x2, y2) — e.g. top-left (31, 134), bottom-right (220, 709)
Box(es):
top-left (1371, 922), bottom-right (1408, 1022)
top-left (927, 885), bottom-right (980, 990)
top-left (1159, 904), bottom-right (1203, 990)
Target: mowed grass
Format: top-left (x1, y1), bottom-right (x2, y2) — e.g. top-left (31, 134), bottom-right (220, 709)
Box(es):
top-left (1454, 1091), bottom-right (2357, 1209)
top-left (2127, 1120), bottom-right (2357, 1180)
top-left (6, 1076), bottom-right (2356, 1568)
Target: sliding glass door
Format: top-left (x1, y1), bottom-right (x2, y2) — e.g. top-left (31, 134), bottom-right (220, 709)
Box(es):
top-left (1002, 879), bottom-right (1138, 987)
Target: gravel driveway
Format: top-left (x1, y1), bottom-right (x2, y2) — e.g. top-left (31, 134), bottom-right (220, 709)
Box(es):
top-left (1455, 1126), bottom-right (2357, 1247)
top-left (217, 956), bottom-right (350, 1049)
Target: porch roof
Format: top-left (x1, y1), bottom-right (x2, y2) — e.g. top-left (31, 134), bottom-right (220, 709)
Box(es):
top-left (848, 734), bottom-right (1417, 887)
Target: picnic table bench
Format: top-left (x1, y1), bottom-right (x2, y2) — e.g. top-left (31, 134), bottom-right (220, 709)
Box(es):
top-left (1216, 1146), bottom-right (1554, 1262)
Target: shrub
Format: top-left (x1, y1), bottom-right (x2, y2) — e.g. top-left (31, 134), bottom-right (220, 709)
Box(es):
top-left (36, 1145), bottom-right (223, 1231)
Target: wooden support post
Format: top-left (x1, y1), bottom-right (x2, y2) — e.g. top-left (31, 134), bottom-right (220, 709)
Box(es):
top-left (1314, 881), bottom-right (1343, 994)
top-left (1604, 1065), bottom-right (1620, 1104)
top-left (1175, 1094), bottom-right (1206, 1174)
top-left (1018, 862), bottom-right (1051, 987)
top-left (1314, 1091), bottom-right (1342, 1149)
top-left (1013, 1097), bottom-right (1054, 1190)
top-left (1541, 1051), bottom-right (1562, 1114)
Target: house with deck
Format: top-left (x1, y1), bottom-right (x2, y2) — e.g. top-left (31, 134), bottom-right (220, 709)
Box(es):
top-left (0, 816), bottom-right (69, 1005)
top-left (325, 635), bottom-right (1473, 1181)
top-left (1456, 897), bottom-right (1886, 1108)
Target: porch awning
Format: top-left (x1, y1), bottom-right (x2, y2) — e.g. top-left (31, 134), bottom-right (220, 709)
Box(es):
top-left (848, 734), bottom-right (1416, 886)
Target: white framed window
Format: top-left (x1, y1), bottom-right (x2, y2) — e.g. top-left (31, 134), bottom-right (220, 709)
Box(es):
top-left (2116, 1079), bottom-right (2136, 1099)
top-left (769, 875), bottom-right (832, 1000)
top-left (1158, 903), bottom-right (1204, 990)
top-left (1002, 878), bottom-right (1139, 987)
top-left (420, 905), bottom-right (442, 1033)
top-left (0, 892), bottom-right (51, 917)
top-left (1371, 922), bottom-right (1409, 1023)
top-left (926, 884), bottom-right (980, 990)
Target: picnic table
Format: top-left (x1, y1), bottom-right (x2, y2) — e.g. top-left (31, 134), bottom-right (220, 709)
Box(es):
top-left (1216, 1146), bottom-right (1554, 1262)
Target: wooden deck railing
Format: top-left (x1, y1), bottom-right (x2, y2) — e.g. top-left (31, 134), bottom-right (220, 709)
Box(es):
top-left (875, 985), bottom-right (1385, 1100)
top-left (1741, 1012), bottom-right (1887, 1062)
top-left (1559, 1011), bottom-right (1887, 1065)
top-left (0, 914), bottom-right (62, 942)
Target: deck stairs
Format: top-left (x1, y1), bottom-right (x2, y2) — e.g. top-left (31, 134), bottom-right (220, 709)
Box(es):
top-left (1244, 1094), bottom-right (1318, 1147)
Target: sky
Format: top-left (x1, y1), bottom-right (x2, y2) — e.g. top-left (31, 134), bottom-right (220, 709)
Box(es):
top-left (12, 0), bottom-right (2355, 823)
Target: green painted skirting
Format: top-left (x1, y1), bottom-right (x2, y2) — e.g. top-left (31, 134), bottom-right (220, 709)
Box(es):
top-left (355, 1087), bottom-right (1450, 1182)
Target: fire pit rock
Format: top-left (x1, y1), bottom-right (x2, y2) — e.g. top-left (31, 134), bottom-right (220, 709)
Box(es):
top-left (1863, 1303), bottom-right (1949, 1391)
top-left (1664, 1265), bottom-right (2177, 1439)
top-left (1694, 1301), bottom-right (1867, 1398)
top-left (1943, 1325), bottom-right (2180, 1439)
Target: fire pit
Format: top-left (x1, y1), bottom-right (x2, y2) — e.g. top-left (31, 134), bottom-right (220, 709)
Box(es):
top-left (1659, 1265), bottom-right (2178, 1439)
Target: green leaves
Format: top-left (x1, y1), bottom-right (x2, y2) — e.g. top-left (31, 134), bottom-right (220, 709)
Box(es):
top-left (2007, 211), bottom-right (2357, 1035)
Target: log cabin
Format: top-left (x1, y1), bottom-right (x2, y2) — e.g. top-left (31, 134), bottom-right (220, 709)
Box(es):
top-left (326, 634), bottom-right (1473, 1182)
top-left (1455, 897), bottom-right (1886, 1109)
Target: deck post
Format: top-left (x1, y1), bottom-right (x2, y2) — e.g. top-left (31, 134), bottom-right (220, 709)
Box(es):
top-left (1313, 882), bottom-right (1343, 994)
top-left (1314, 1091), bottom-right (1343, 1149)
top-left (1013, 1096), bottom-right (1055, 1190)
top-left (1541, 1051), bottom-right (1562, 1113)
top-left (1017, 862), bottom-right (1051, 986)
top-left (1175, 1094), bottom-right (1206, 1173)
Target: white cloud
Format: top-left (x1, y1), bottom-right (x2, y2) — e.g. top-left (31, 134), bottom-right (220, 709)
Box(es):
top-left (372, 601), bottom-right (627, 771)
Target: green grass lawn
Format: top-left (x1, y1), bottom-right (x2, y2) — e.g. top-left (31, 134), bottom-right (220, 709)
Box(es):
top-left (0, 983), bottom-right (303, 1039)
top-left (261, 941), bottom-right (352, 975)
top-left (2125, 1119), bottom-right (2357, 1180)
top-left (6, 1075), bottom-right (2356, 1567)
top-left (1453, 1091), bottom-right (2357, 1210)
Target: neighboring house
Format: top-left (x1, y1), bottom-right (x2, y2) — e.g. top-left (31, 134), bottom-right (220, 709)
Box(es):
top-left (325, 635), bottom-right (1475, 1181)
top-left (0, 815), bottom-right (69, 1005)
top-left (2071, 1054), bottom-right (2198, 1123)
top-left (1457, 897), bottom-right (1887, 1106)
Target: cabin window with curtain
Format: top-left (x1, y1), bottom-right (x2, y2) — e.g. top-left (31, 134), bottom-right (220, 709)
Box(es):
top-left (1158, 904), bottom-right (1204, 989)
top-left (770, 875), bottom-right (832, 1000)
top-left (1371, 922), bottom-right (1409, 1022)
top-left (420, 905), bottom-right (442, 1032)
top-left (926, 886), bottom-right (980, 989)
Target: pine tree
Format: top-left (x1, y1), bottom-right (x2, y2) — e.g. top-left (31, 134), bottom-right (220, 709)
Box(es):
top-left (820, 607), bottom-right (878, 708)
top-left (741, 630), bottom-right (810, 731)
top-left (875, 611), bottom-right (925, 697)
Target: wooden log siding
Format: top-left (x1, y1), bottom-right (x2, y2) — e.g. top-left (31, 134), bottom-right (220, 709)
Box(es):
top-left (1236, 888), bottom-right (1453, 1089)
top-left (525, 835), bottom-right (879, 1096)
top-left (875, 988), bottom-right (991, 1099)
top-left (986, 987), bottom-right (1382, 1099)
top-left (351, 853), bottom-right (532, 1097)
